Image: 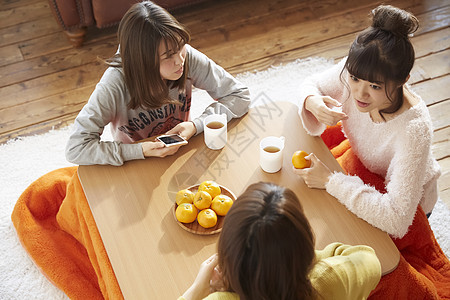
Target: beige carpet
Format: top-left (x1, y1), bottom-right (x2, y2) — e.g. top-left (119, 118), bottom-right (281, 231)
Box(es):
top-left (1, 57), bottom-right (448, 299)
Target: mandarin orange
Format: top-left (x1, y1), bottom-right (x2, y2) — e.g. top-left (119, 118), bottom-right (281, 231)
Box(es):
top-left (292, 150), bottom-right (311, 169)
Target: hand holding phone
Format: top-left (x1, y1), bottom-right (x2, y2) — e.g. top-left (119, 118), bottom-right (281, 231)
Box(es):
top-left (156, 134), bottom-right (188, 147)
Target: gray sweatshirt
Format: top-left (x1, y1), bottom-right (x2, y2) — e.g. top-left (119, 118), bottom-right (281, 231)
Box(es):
top-left (66, 45), bottom-right (250, 166)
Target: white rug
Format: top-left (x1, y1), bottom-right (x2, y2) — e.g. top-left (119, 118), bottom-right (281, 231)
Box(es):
top-left (0, 57), bottom-right (448, 299)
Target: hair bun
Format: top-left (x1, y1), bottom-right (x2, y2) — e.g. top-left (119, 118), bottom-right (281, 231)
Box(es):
top-left (371, 5), bottom-right (419, 37)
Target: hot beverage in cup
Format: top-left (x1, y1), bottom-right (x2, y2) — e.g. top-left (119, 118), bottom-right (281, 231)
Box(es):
top-left (263, 146), bottom-right (280, 153)
top-left (259, 136), bottom-right (285, 173)
top-left (206, 121), bottom-right (225, 130)
top-left (203, 114), bottom-right (227, 150)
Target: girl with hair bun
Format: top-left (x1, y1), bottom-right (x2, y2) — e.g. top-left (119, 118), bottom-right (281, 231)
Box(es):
top-left (294, 5), bottom-right (441, 239)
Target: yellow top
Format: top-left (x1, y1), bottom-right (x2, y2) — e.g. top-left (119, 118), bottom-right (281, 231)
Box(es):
top-left (179, 243), bottom-right (381, 300)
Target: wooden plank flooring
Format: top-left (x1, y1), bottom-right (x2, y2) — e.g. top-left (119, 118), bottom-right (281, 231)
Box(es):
top-left (0, 0), bottom-right (449, 206)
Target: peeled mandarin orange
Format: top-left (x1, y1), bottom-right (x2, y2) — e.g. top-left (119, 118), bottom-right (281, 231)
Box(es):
top-left (211, 195), bottom-right (234, 216)
top-left (175, 189), bottom-right (195, 205)
top-left (198, 181), bottom-right (221, 199)
top-left (176, 203), bottom-right (198, 223)
top-left (194, 190), bottom-right (213, 210)
top-left (197, 209), bottom-right (218, 228)
top-left (292, 150), bottom-right (311, 169)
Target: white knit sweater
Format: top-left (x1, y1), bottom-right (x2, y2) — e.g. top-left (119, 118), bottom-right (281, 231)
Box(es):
top-left (298, 58), bottom-right (441, 238)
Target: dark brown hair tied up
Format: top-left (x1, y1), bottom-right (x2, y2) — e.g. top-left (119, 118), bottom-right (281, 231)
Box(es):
top-left (342, 4), bottom-right (419, 116)
top-left (371, 5), bottom-right (419, 38)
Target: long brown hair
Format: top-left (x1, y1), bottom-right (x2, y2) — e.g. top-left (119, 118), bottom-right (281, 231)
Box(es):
top-left (341, 5), bottom-right (419, 115)
top-left (107, 1), bottom-right (190, 109)
top-left (218, 182), bottom-right (316, 300)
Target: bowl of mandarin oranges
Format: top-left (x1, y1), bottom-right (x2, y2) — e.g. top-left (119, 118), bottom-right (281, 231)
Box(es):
top-left (173, 180), bottom-right (236, 235)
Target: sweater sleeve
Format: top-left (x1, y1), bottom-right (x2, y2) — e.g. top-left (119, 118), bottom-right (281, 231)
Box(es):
top-left (65, 68), bottom-right (144, 166)
top-left (311, 242), bottom-right (381, 300)
top-left (187, 45), bottom-right (250, 134)
top-left (325, 119), bottom-right (432, 238)
top-left (298, 58), bottom-right (347, 136)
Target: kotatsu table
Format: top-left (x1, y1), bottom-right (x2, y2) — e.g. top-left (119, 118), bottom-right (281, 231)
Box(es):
top-left (78, 101), bottom-right (399, 299)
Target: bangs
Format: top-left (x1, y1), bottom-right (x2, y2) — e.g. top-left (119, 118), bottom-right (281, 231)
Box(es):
top-left (161, 27), bottom-right (190, 56)
top-left (345, 40), bottom-right (387, 84)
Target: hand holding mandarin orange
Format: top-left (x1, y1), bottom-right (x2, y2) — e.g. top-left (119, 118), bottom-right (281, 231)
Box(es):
top-left (292, 150), bottom-right (311, 169)
top-left (292, 153), bottom-right (332, 189)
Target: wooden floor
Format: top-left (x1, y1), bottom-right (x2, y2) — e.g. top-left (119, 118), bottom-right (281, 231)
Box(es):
top-left (1, 0), bottom-right (449, 206)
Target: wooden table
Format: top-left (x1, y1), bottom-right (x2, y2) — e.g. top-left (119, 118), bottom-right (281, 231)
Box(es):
top-left (78, 101), bottom-right (399, 299)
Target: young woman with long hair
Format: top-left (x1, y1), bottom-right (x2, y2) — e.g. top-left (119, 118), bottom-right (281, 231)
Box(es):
top-left (180, 182), bottom-right (381, 299)
top-left (66, 1), bottom-right (250, 166)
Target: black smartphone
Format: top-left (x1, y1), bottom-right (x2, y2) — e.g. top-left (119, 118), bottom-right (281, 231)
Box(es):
top-left (156, 134), bottom-right (188, 147)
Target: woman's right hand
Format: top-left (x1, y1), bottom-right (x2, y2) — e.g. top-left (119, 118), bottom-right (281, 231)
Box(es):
top-left (292, 153), bottom-right (332, 189)
top-left (141, 141), bottom-right (181, 157)
top-left (182, 254), bottom-right (219, 300)
top-left (305, 95), bottom-right (348, 126)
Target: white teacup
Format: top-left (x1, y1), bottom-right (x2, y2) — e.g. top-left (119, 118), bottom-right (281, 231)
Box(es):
top-left (259, 136), bottom-right (285, 173)
top-left (203, 114), bottom-right (227, 150)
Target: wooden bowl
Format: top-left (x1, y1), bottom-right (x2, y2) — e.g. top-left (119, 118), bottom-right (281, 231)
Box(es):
top-left (173, 184), bottom-right (236, 235)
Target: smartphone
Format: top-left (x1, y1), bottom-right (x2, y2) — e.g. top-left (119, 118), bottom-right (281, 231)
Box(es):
top-left (156, 134), bottom-right (188, 147)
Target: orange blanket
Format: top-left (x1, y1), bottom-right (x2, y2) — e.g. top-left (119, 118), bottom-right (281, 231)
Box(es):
top-left (11, 166), bottom-right (123, 300)
top-left (322, 124), bottom-right (450, 300)
top-left (11, 125), bottom-right (450, 299)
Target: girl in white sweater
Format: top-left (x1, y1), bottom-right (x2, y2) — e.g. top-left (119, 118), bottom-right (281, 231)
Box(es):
top-left (294, 5), bottom-right (441, 238)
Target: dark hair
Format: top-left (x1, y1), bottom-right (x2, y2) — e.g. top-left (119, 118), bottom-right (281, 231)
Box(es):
top-left (107, 1), bottom-right (190, 109)
top-left (342, 5), bottom-right (419, 114)
top-left (218, 182), bottom-right (316, 300)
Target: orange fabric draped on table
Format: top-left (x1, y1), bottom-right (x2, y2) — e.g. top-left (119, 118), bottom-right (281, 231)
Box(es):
top-left (321, 123), bottom-right (450, 300)
top-left (10, 123), bottom-right (450, 299)
top-left (11, 166), bottom-right (123, 300)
